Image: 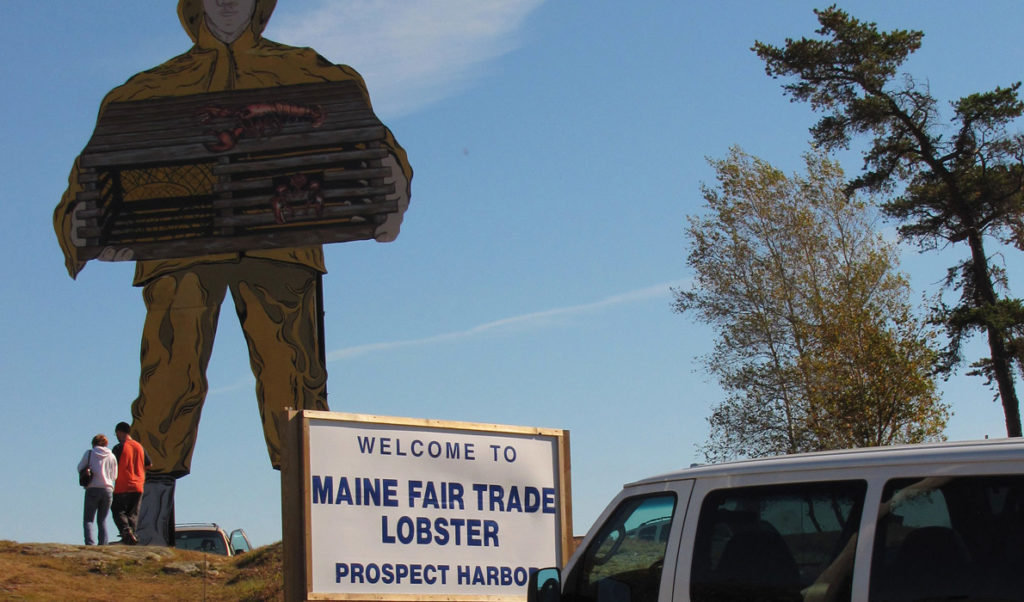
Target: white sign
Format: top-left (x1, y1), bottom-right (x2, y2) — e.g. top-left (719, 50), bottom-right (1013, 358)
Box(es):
top-left (304, 415), bottom-right (570, 598)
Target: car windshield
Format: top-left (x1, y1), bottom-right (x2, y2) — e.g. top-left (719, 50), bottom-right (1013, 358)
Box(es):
top-left (175, 529), bottom-right (229, 555)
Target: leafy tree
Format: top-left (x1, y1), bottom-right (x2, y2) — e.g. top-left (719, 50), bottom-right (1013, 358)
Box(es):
top-left (675, 147), bottom-right (947, 462)
top-left (754, 6), bottom-right (1024, 436)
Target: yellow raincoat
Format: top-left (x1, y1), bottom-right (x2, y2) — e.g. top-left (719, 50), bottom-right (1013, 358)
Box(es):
top-left (54, 0), bottom-right (412, 284)
top-left (54, 0), bottom-right (413, 476)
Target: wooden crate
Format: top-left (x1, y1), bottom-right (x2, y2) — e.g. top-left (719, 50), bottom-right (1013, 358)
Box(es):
top-left (72, 80), bottom-right (396, 262)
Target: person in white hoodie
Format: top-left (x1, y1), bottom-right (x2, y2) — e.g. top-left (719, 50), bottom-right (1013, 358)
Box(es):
top-left (77, 434), bottom-right (118, 545)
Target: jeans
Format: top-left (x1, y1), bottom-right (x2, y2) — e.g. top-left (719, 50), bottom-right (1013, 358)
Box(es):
top-left (83, 487), bottom-right (112, 545)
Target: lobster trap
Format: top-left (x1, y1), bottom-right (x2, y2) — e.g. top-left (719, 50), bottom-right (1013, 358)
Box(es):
top-left (71, 80), bottom-right (398, 262)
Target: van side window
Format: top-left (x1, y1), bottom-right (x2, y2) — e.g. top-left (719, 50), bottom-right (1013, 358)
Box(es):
top-left (870, 475), bottom-right (1024, 601)
top-left (564, 494), bottom-right (676, 602)
top-left (690, 481), bottom-right (866, 602)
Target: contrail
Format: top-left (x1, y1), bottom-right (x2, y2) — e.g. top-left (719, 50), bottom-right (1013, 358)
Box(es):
top-left (327, 281), bottom-right (683, 361)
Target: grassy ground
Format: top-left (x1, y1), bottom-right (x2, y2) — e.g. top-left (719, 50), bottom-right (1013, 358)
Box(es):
top-left (0, 540), bottom-right (283, 601)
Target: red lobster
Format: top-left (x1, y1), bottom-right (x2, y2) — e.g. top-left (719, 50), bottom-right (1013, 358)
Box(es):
top-left (196, 101), bottom-right (326, 152)
top-left (270, 174), bottom-right (325, 225)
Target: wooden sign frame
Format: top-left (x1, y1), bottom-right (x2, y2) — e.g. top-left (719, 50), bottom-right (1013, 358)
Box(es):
top-left (280, 410), bottom-right (573, 602)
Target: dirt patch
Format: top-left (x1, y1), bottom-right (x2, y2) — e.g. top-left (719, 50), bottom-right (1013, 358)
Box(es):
top-left (0, 540), bottom-right (282, 601)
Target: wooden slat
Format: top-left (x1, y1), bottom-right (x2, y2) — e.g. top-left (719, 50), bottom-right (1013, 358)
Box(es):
top-left (210, 146), bottom-right (387, 175)
top-left (78, 222), bottom-right (378, 262)
top-left (91, 81), bottom-right (368, 131)
top-left (75, 190), bottom-right (103, 202)
top-left (212, 183), bottom-right (393, 209)
top-left (86, 109), bottom-right (380, 151)
top-left (212, 166), bottom-right (391, 194)
top-left (214, 199), bottom-right (397, 228)
top-left (79, 127), bottom-right (386, 169)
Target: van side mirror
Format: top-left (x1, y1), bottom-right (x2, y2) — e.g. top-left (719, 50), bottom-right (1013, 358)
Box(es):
top-left (527, 567), bottom-right (561, 602)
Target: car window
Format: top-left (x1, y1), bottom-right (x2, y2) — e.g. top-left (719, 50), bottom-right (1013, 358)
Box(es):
top-left (870, 475), bottom-right (1024, 601)
top-left (565, 493), bottom-right (676, 602)
top-left (230, 528), bottom-right (251, 554)
top-left (690, 480), bottom-right (866, 602)
top-left (175, 529), bottom-right (229, 555)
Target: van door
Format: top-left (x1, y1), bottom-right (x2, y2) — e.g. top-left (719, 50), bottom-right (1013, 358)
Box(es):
top-left (681, 480), bottom-right (867, 602)
top-left (560, 480), bottom-right (693, 602)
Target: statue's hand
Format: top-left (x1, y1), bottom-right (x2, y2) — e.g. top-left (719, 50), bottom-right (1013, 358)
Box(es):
top-left (375, 154), bottom-right (410, 243)
top-left (64, 202), bottom-right (89, 277)
top-left (97, 246), bottom-right (135, 262)
top-left (70, 203), bottom-right (87, 248)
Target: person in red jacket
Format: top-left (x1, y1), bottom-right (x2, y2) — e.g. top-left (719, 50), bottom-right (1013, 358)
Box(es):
top-left (112, 422), bottom-right (152, 544)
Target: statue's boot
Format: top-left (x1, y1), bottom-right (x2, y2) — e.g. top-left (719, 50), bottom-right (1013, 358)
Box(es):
top-left (136, 474), bottom-right (176, 546)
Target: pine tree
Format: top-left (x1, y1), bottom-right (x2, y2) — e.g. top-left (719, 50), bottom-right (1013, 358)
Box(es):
top-left (755, 7), bottom-right (1024, 436)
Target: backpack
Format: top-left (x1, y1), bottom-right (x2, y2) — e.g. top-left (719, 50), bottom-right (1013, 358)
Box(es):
top-left (79, 450), bottom-right (92, 488)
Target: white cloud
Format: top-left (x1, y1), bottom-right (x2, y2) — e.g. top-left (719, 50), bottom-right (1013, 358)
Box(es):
top-left (207, 378), bottom-right (252, 396)
top-left (269, 0), bottom-right (546, 118)
top-left (327, 282), bottom-right (684, 361)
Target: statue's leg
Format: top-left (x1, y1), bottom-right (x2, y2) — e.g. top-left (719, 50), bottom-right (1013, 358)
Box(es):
top-left (131, 267), bottom-right (228, 545)
top-left (137, 474), bottom-right (175, 546)
top-left (230, 259), bottom-right (328, 469)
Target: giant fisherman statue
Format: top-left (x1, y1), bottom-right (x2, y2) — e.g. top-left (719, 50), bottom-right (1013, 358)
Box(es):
top-left (54, 0), bottom-right (413, 545)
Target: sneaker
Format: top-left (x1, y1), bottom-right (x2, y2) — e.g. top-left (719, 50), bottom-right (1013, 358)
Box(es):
top-left (124, 530), bottom-right (138, 545)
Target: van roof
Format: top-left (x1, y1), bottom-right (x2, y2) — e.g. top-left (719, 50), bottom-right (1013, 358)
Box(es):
top-left (627, 438), bottom-right (1024, 488)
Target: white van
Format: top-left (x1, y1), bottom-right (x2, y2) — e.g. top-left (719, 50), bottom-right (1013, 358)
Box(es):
top-left (529, 439), bottom-right (1024, 602)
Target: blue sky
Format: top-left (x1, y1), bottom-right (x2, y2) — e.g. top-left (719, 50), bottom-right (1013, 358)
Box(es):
top-left (2, 0), bottom-right (1022, 547)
